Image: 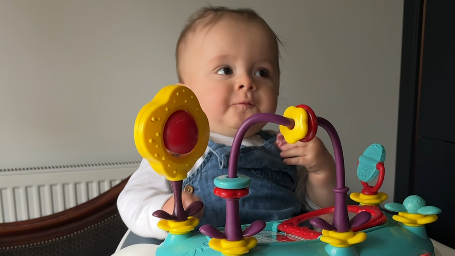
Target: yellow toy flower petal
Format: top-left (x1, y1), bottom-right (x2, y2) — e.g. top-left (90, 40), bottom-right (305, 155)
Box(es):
top-left (320, 236), bottom-right (349, 247)
top-left (393, 212), bottom-right (438, 227)
top-left (392, 215), bottom-right (416, 225)
top-left (134, 85), bottom-right (209, 181)
top-left (417, 215), bottom-right (438, 225)
top-left (320, 229), bottom-right (367, 247)
top-left (350, 192), bottom-right (388, 206)
top-left (209, 237), bottom-right (258, 256)
top-left (347, 232), bottom-right (367, 244)
top-left (157, 217), bottom-right (199, 235)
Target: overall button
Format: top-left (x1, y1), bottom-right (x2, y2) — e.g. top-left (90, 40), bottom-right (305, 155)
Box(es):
top-left (184, 185), bottom-right (194, 194)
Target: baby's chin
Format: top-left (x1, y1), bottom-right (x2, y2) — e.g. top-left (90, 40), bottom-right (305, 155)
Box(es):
top-left (244, 122), bottom-right (267, 137)
top-left (211, 122), bottom-right (266, 138)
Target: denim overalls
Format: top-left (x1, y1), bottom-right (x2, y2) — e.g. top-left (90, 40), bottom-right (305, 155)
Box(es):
top-left (182, 131), bottom-right (302, 229)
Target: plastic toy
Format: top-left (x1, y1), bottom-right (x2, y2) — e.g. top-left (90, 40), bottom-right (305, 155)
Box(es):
top-left (134, 85), bottom-right (209, 235)
top-left (130, 84), bottom-right (441, 256)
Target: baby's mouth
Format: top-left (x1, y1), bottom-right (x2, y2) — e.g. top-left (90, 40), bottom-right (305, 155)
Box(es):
top-left (233, 101), bottom-right (255, 106)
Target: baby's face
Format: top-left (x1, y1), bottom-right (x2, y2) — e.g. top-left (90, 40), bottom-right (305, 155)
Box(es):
top-left (179, 16), bottom-right (280, 137)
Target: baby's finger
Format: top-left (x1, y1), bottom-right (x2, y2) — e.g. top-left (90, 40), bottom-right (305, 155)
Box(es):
top-left (283, 156), bottom-right (306, 166)
top-left (280, 147), bottom-right (308, 158)
top-left (279, 140), bottom-right (309, 151)
top-left (275, 133), bottom-right (287, 147)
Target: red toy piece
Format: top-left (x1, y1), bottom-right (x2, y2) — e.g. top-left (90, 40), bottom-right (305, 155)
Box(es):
top-left (296, 104), bottom-right (318, 142)
top-left (277, 205), bottom-right (387, 240)
top-left (360, 162), bottom-right (385, 195)
top-left (214, 187), bottom-right (249, 199)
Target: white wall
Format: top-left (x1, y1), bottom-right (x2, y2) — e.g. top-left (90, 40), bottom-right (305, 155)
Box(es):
top-left (0, 0), bottom-right (403, 201)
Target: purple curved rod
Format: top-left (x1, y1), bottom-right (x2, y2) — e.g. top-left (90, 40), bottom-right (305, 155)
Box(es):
top-left (229, 113), bottom-right (294, 178)
top-left (225, 113), bottom-right (354, 236)
top-left (317, 118), bottom-right (345, 189)
top-left (316, 117), bottom-right (350, 232)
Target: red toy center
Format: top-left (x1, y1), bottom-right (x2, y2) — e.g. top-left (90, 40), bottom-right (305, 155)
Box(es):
top-left (163, 110), bottom-right (199, 155)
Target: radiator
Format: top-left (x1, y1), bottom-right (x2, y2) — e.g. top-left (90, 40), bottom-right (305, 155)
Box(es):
top-left (0, 161), bottom-right (140, 223)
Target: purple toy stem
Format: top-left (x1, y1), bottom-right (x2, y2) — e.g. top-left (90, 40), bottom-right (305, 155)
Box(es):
top-left (229, 113), bottom-right (294, 178)
top-left (171, 180), bottom-right (188, 221)
top-left (317, 117), bottom-right (351, 232)
top-left (153, 181), bottom-right (204, 221)
top-left (225, 199), bottom-right (243, 241)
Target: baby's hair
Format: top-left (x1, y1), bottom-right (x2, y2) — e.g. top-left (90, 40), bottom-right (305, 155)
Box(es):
top-left (176, 6), bottom-right (282, 83)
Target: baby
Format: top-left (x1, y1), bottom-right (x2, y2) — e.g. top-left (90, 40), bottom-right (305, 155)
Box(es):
top-left (117, 6), bottom-right (336, 243)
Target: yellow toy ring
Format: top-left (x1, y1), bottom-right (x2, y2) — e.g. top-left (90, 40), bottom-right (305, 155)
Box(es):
top-left (134, 85), bottom-right (209, 181)
top-left (279, 106), bottom-right (309, 144)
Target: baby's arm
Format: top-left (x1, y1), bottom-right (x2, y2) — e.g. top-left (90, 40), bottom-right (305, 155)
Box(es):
top-left (303, 141), bottom-right (336, 209)
top-left (118, 149), bottom-right (208, 239)
top-left (117, 159), bottom-right (173, 239)
top-left (276, 134), bottom-right (336, 208)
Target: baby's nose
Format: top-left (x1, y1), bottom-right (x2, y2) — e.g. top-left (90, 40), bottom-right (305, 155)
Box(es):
top-left (236, 81), bottom-right (255, 90)
top-left (236, 74), bottom-right (255, 90)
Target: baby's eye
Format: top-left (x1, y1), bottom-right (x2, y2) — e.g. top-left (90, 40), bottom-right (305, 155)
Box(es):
top-left (254, 69), bottom-right (269, 78)
top-left (216, 67), bottom-right (233, 75)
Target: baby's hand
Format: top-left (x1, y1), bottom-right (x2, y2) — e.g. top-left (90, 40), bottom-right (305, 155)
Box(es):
top-left (162, 191), bottom-right (205, 220)
top-left (276, 133), bottom-right (336, 208)
top-left (276, 133), bottom-right (334, 173)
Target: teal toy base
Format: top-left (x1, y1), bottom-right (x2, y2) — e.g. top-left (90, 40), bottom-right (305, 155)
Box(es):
top-left (325, 245), bottom-right (359, 256)
top-left (156, 212), bottom-right (435, 256)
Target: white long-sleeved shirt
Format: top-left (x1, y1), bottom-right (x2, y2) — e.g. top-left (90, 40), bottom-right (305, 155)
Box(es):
top-left (117, 132), bottom-right (319, 239)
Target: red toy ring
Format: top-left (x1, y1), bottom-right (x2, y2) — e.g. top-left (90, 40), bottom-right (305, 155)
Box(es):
top-left (296, 104), bottom-right (318, 142)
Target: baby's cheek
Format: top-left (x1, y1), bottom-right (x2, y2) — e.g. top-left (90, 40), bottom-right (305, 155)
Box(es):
top-left (200, 98), bottom-right (223, 116)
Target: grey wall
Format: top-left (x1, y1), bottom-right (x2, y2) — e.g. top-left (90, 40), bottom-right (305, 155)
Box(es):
top-left (0, 0), bottom-right (403, 202)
